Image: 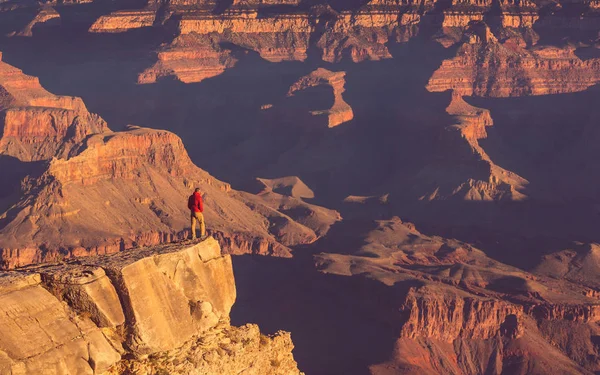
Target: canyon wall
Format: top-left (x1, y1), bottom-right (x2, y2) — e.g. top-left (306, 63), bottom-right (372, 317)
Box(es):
top-left (316, 218), bottom-right (600, 374)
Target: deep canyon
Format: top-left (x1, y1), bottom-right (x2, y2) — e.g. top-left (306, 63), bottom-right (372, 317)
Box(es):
top-left (1, 0), bottom-right (600, 373)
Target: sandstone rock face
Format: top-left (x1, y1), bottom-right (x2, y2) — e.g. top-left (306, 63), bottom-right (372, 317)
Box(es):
top-left (427, 22), bottom-right (600, 97)
top-left (0, 239), bottom-right (302, 374)
top-left (0, 272), bottom-right (121, 374)
top-left (111, 323), bottom-right (302, 375)
top-left (400, 288), bottom-right (524, 341)
top-left (4, 0), bottom-right (600, 96)
top-left (0, 55), bottom-right (108, 161)
top-left (89, 10), bottom-right (157, 33)
top-left (138, 34), bottom-right (238, 84)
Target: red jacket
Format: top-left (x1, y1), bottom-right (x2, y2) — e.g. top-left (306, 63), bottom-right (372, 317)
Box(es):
top-left (188, 192), bottom-right (204, 213)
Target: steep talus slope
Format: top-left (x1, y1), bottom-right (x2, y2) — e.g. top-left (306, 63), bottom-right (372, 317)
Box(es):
top-left (0, 57), bottom-right (340, 268)
top-left (0, 238), bottom-right (303, 374)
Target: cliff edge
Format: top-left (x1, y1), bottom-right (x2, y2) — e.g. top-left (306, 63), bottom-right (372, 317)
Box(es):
top-left (0, 238), bottom-right (303, 375)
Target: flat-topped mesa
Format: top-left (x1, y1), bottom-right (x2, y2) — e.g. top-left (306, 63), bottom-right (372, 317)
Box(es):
top-left (89, 10), bottom-right (157, 33)
top-left (177, 11), bottom-right (311, 34)
top-left (87, 0), bottom-right (221, 33)
top-left (138, 34), bottom-right (238, 84)
top-left (0, 58), bottom-right (108, 161)
top-left (230, 0), bottom-right (301, 7)
top-left (176, 12), bottom-right (312, 64)
top-left (0, 239), bottom-right (303, 374)
top-left (287, 68), bottom-right (354, 128)
top-left (47, 126), bottom-right (196, 183)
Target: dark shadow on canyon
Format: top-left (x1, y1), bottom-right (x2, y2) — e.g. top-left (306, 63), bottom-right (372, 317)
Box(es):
top-left (230, 250), bottom-right (416, 375)
top-left (2, 27), bottom-right (600, 271)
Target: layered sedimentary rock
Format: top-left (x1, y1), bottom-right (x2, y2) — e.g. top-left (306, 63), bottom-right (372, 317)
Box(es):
top-left (0, 123), bottom-right (339, 267)
top-left (0, 58), bottom-right (339, 268)
top-left (138, 34), bottom-right (238, 84)
top-left (316, 217), bottom-right (600, 374)
top-left (428, 22), bottom-right (600, 96)
top-left (3, 0), bottom-right (600, 373)
top-left (89, 10), bottom-right (156, 33)
top-left (76, 0), bottom-right (600, 89)
top-left (0, 239), bottom-right (303, 374)
top-left (0, 54), bottom-right (108, 161)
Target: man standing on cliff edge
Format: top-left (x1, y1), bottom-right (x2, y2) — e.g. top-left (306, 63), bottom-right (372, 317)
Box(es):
top-left (188, 188), bottom-right (206, 240)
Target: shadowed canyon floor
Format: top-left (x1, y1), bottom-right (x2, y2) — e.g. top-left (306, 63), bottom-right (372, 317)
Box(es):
top-left (3, 0), bottom-right (600, 373)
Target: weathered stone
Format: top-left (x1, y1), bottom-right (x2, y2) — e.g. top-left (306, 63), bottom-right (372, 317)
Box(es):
top-left (0, 271), bottom-right (121, 374)
top-left (0, 240), bottom-right (301, 374)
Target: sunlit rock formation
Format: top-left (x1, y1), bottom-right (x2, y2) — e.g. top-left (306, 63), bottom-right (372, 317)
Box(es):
top-left (0, 58), bottom-right (340, 268)
top-left (0, 239), bottom-right (303, 374)
top-left (0, 53), bottom-right (108, 161)
top-left (428, 22), bottom-right (600, 96)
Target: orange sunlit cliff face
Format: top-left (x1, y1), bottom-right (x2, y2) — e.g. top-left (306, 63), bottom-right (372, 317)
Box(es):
top-left (1, 0), bottom-right (600, 373)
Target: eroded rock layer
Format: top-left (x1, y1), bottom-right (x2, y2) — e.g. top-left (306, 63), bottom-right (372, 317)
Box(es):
top-left (315, 217), bottom-right (600, 374)
top-left (0, 57), bottom-right (340, 268)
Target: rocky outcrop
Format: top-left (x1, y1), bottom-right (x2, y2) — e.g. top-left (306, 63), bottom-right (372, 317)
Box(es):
top-left (16, 5), bottom-right (61, 37)
top-left (0, 239), bottom-right (303, 374)
top-left (287, 68), bottom-right (354, 128)
top-left (73, 0), bottom-right (600, 88)
top-left (0, 123), bottom-right (339, 267)
top-left (428, 22), bottom-right (600, 97)
top-left (400, 288), bottom-right (524, 341)
top-left (138, 34), bottom-right (238, 84)
top-left (0, 54), bottom-right (108, 161)
top-left (110, 322), bottom-right (302, 375)
top-left (0, 272), bottom-right (121, 374)
top-left (89, 10), bottom-right (156, 33)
